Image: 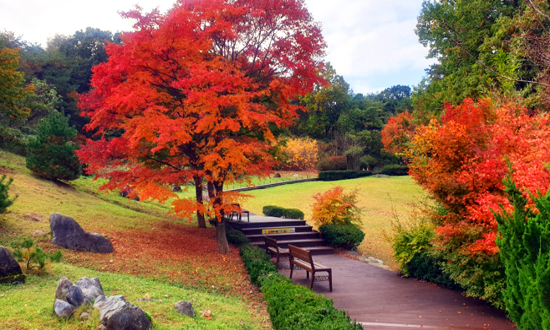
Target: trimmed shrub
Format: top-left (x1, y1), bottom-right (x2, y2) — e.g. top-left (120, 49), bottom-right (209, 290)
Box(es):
top-left (407, 252), bottom-right (461, 290)
top-left (263, 205), bottom-right (285, 217)
top-left (0, 175), bottom-right (17, 214)
top-left (318, 170), bottom-right (372, 181)
top-left (26, 111), bottom-right (82, 181)
top-left (317, 156), bottom-right (347, 171)
top-left (226, 229), bottom-right (250, 246)
top-left (239, 243), bottom-right (363, 330)
top-left (239, 244), bottom-right (277, 285)
top-left (319, 224), bottom-right (365, 250)
top-left (379, 165), bottom-right (408, 176)
top-left (0, 126), bottom-right (28, 156)
top-left (494, 168), bottom-right (550, 327)
top-left (282, 208), bottom-right (304, 220)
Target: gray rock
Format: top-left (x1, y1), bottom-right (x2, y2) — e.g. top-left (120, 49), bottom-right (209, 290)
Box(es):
top-left (174, 301), bottom-right (195, 317)
top-left (172, 185), bottom-right (182, 192)
top-left (76, 277), bottom-right (104, 304)
top-left (55, 277), bottom-right (74, 300)
top-left (49, 213), bottom-right (114, 253)
top-left (120, 186), bottom-right (140, 201)
top-left (104, 304), bottom-right (152, 330)
top-left (80, 312), bottom-right (90, 320)
top-left (54, 299), bottom-right (75, 318)
top-left (66, 285), bottom-right (85, 308)
top-left (0, 247), bottom-right (25, 284)
top-left (98, 325), bottom-right (107, 330)
top-left (94, 295), bottom-right (151, 330)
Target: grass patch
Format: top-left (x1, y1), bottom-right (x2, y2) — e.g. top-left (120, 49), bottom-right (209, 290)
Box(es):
top-left (241, 176), bottom-right (428, 269)
top-left (0, 263), bottom-right (267, 329)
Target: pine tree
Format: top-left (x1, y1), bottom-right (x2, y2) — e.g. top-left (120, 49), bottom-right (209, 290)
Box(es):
top-left (0, 175), bottom-right (16, 213)
top-left (26, 111), bottom-right (81, 181)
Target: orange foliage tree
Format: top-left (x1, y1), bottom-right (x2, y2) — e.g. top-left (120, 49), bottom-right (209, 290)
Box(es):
top-left (402, 98), bottom-right (550, 255)
top-left (0, 46), bottom-right (33, 119)
top-left (381, 110), bottom-right (414, 156)
top-left (77, 0), bottom-right (326, 253)
top-left (311, 186), bottom-right (362, 226)
top-left (279, 137), bottom-right (319, 171)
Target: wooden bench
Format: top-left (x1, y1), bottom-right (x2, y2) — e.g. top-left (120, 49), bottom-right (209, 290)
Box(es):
top-left (264, 237), bottom-right (290, 268)
top-left (230, 203), bottom-right (250, 222)
top-left (289, 244), bottom-right (332, 292)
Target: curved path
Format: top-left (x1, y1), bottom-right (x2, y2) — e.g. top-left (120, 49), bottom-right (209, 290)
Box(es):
top-left (276, 254), bottom-right (515, 330)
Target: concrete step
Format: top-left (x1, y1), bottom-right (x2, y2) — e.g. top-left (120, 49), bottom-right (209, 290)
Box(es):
top-left (240, 225), bottom-right (313, 235)
top-left (246, 231), bottom-right (321, 242)
top-left (231, 220), bottom-right (307, 229)
top-left (252, 238), bottom-right (327, 249)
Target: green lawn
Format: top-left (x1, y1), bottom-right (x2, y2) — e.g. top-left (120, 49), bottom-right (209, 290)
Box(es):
top-left (242, 176), bottom-right (429, 268)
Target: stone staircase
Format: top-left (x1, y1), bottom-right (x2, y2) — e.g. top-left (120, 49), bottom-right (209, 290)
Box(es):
top-left (230, 219), bottom-right (334, 255)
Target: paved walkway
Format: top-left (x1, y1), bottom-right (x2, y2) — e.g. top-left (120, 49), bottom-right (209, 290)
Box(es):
top-left (276, 255), bottom-right (515, 330)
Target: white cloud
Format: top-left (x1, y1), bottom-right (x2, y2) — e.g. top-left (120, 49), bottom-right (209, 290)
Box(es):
top-left (0, 0), bottom-right (435, 94)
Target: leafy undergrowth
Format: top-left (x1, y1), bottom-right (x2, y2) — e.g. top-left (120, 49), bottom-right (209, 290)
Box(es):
top-left (0, 150), bottom-right (271, 329)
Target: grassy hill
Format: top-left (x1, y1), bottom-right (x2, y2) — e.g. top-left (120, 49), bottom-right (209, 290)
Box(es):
top-left (0, 150), bottom-right (270, 329)
top-left (241, 176), bottom-right (428, 268)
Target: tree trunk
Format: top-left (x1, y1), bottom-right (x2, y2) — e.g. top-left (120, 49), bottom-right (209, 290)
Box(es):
top-left (215, 219), bottom-right (230, 254)
top-left (194, 176), bottom-right (206, 228)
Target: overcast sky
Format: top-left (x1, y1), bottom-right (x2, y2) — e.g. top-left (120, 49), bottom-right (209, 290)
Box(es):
top-left (0, 0), bottom-right (433, 94)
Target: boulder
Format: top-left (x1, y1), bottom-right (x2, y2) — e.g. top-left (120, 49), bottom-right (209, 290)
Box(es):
top-left (76, 277), bottom-right (104, 304)
top-left (274, 173), bottom-right (282, 178)
top-left (174, 301), bottom-right (195, 317)
top-left (49, 213), bottom-right (113, 253)
top-left (54, 299), bottom-right (75, 318)
top-left (0, 247), bottom-right (25, 285)
top-left (66, 285), bottom-right (85, 308)
top-left (120, 186), bottom-right (140, 201)
top-left (94, 295), bottom-right (152, 330)
top-left (55, 277), bottom-right (74, 300)
top-left (172, 185), bottom-right (182, 192)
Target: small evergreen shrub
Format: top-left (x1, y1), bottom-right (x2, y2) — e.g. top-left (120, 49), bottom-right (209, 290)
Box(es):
top-left (282, 208), bottom-right (305, 220)
top-left (0, 175), bottom-right (17, 214)
top-left (319, 224), bottom-right (365, 249)
top-left (26, 111), bottom-right (82, 181)
top-left (263, 205), bottom-right (285, 217)
top-left (407, 252), bottom-right (461, 290)
top-left (318, 170), bottom-right (372, 181)
top-left (494, 166), bottom-right (550, 328)
top-left (0, 126), bottom-right (28, 156)
top-left (239, 244), bottom-right (277, 285)
top-left (379, 165), bottom-right (408, 176)
top-left (391, 218), bottom-right (435, 277)
top-left (11, 237), bottom-right (62, 273)
top-left (226, 229), bottom-right (250, 246)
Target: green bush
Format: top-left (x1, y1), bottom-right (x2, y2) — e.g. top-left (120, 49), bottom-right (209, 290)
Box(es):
top-left (319, 224), bottom-right (365, 250)
top-left (0, 126), bottom-right (28, 156)
top-left (0, 175), bottom-right (17, 214)
top-left (11, 237), bottom-right (63, 273)
top-left (407, 252), bottom-right (461, 290)
top-left (494, 167), bottom-right (550, 328)
top-left (26, 111), bottom-right (82, 181)
top-left (379, 165), bottom-right (408, 176)
top-left (239, 243), bottom-right (362, 330)
top-left (317, 156), bottom-right (347, 171)
top-left (318, 170), bottom-right (372, 181)
top-left (226, 229), bottom-right (250, 246)
top-left (263, 205), bottom-right (285, 217)
top-left (262, 274), bottom-right (363, 330)
top-left (239, 244), bottom-right (277, 285)
top-left (282, 208), bottom-right (305, 220)
top-left (391, 218), bottom-right (435, 277)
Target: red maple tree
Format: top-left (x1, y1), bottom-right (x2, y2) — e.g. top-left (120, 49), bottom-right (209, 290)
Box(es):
top-left (77, 0), bottom-right (326, 253)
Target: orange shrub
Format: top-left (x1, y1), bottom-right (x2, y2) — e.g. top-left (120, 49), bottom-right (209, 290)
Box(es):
top-left (311, 186), bottom-right (362, 226)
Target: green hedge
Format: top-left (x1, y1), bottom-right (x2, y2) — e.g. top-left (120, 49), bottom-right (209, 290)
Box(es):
top-left (282, 208), bottom-right (305, 220)
top-left (239, 244), bottom-right (363, 330)
top-left (264, 205), bottom-right (305, 219)
top-left (263, 205), bottom-right (285, 217)
top-left (379, 165), bottom-right (409, 176)
top-left (319, 224), bottom-right (365, 250)
top-left (318, 170), bottom-right (373, 181)
top-left (226, 229), bottom-right (250, 247)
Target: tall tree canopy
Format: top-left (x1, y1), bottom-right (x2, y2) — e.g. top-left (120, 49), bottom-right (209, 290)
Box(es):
top-left (77, 0), bottom-right (326, 253)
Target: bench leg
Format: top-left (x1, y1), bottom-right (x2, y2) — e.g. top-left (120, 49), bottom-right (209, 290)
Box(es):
top-left (328, 270), bottom-right (332, 292)
top-left (310, 271), bottom-right (315, 289)
top-left (290, 264), bottom-right (294, 279)
top-left (275, 254), bottom-right (280, 268)
top-left (306, 270), bottom-right (309, 279)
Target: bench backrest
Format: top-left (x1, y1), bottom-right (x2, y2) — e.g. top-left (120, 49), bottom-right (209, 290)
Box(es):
top-left (289, 244), bottom-right (314, 270)
top-left (264, 236), bottom-right (278, 251)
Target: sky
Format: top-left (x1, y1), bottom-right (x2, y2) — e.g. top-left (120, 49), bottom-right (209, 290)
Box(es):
top-left (0, 0), bottom-right (434, 94)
